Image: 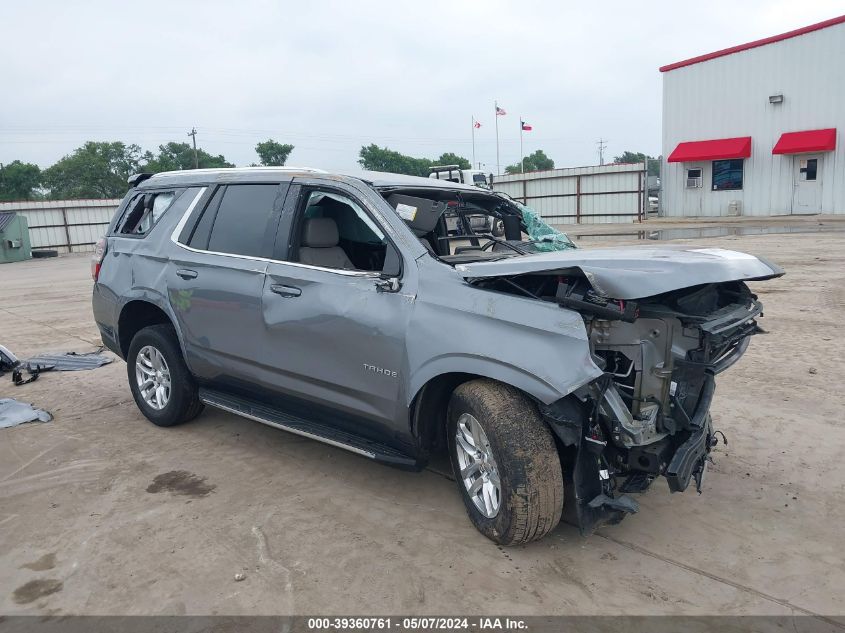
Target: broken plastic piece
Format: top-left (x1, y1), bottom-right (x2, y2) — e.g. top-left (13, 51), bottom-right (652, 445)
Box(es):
top-left (0, 398), bottom-right (52, 429)
top-left (587, 493), bottom-right (640, 515)
top-left (0, 344), bottom-right (20, 374)
top-left (12, 367), bottom-right (39, 386)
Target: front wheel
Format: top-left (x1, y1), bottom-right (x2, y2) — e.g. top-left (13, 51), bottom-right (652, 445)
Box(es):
top-left (127, 324), bottom-right (203, 427)
top-left (447, 379), bottom-right (564, 545)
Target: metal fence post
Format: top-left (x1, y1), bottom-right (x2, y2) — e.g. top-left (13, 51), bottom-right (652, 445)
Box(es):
top-left (61, 208), bottom-right (73, 253)
top-left (575, 175), bottom-right (582, 224)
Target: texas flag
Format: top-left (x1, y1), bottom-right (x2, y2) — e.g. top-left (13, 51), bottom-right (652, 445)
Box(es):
top-left (521, 120), bottom-right (533, 131)
top-left (495, 105), bottom-right (506, 116)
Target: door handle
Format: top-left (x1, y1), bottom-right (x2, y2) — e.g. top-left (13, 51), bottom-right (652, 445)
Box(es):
top-left (176, 269), bottom-right (198, 280)
top-left (270, 284), bottom-right (301, 298)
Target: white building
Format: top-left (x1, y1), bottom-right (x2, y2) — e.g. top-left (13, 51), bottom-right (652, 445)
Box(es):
top-left (661, 15), bottom-right (845, 217)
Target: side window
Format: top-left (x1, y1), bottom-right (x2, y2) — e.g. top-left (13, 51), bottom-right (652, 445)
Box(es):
top-left (292, 190), bottom-right (387, 271)
top-left (205, 184), bottom-right (281, 257)
top-left (117, 190), bottom-right (178, 235)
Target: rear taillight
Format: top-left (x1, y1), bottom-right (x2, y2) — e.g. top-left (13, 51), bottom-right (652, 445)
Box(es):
top-left (91, 237), bottom-right (107, 281)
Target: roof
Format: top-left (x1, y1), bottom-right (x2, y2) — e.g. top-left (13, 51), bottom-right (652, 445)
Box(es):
top-left (139, 167), bottom-right (483, 193)
top-left (660, 14), bottom-right (845, 72)
top-left (772, 128), bottom-right (837, 154)
top-left (668, 137), bottom-right (752, 163)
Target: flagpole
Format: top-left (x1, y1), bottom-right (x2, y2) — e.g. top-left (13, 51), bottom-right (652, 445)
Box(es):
top-left (494, 101), bottom-right (500, 176)
top-left (471, 116), bottom-right (476, 168)
top-left (520, 119), bottom-right (524, 174)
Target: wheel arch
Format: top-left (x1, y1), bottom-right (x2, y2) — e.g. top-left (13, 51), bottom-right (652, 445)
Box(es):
top-left (409, 359), bottom-right (567, 460)
top-left (117, 296), bottom-right (180, 359)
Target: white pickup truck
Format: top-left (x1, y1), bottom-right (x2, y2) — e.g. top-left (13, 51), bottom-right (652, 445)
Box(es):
top-left (429, 165), bottom-right (503, 236)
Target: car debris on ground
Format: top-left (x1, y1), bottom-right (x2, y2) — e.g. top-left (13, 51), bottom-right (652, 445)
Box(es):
top-left (0, 344), bottom-right (112, 386)
top-left (0, 398), bottom-right (52, 429)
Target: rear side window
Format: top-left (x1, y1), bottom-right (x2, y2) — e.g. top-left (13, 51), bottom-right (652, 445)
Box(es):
top-left (206, 184), bottom-right (281, 257)
top-left (117, 190), bottom-right (179, 235)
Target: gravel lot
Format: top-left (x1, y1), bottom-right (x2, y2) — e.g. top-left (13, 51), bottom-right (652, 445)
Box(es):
top-left (1, 219), bottom-right (844, 619)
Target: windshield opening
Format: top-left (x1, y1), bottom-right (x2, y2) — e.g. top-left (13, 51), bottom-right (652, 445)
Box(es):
top-left (377, 187), bottom-right (575, 264)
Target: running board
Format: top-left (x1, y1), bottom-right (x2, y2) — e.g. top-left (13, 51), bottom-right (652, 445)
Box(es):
top-left (199, 388), bottom-right (418, 468)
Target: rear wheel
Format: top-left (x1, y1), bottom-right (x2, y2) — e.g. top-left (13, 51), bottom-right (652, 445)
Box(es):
top-left (127, 324), bottom-right (203, 427)
top-left (447, 379), bottom-right (564, 545)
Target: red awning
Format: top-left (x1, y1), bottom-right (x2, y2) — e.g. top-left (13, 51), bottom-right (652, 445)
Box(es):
top-left (668, 137), bottom-right (752, 163)
top-left (772, 128), bottom-right (836, 154)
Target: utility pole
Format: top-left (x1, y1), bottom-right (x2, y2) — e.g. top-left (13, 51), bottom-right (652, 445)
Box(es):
top-left (597, 138), bottom-right (607, 166)
top-left (188, 127), bottom-right (198, 169)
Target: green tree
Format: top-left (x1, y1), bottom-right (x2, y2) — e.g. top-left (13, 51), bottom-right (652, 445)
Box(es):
top-left (505, 149), bottom-right (555, 174)
top-left (0, 160), bottom-right (42, 201)
top-left (142, 142), bottom-right (234, 173)
top-left (358, 144), bottom-right (432, 176)
top-left (613, 150), bottom-right (660, 176)
top-left (42, 141), bottom-right (143, 199)
top-left (434, 152), bottom-right (471, 170)
top-left (255, 139), bottom-right (294, 166)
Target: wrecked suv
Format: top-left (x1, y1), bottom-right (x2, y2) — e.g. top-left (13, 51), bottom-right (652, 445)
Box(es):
top-left (92, 168), bottom-right (783, 545)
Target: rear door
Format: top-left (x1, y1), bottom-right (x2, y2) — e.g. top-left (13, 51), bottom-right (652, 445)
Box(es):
top-left (167, 181), bottom-right (289, 383)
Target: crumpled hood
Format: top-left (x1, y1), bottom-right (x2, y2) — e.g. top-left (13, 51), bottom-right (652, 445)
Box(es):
top-left (455, 245), bottom-right (784, 299)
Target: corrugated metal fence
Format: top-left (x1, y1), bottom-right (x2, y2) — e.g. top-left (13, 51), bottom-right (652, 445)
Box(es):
top-left (0, 199), bottom-right (120, 253)
top-left (492, 162), bottom-right (647, 224)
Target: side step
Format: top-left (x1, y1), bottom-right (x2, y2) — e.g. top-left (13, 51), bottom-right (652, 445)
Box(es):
top-left (199, 388), bottom-right (418, 468)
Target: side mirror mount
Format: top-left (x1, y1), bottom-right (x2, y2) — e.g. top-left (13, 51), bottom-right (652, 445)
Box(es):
top-left (376, 243), bottom-right (402, 293)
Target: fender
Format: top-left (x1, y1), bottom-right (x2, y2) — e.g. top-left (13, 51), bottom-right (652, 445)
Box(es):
top-left (407, 261), bottom-right (604, 406)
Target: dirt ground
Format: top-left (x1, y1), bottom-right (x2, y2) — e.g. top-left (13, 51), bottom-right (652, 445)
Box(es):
top-left (1, 218), bottom-right (844, 619)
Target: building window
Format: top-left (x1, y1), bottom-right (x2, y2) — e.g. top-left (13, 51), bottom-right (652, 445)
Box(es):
top-left (712, 159), bottom-right (743, 191)
top-left (686, 168), bottom-right (702, 188)
top-left (799, 158), bottom-right (818, 181)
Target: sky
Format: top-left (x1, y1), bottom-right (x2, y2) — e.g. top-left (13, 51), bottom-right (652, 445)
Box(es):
top-left (1, 0), bottom-right (843, 175)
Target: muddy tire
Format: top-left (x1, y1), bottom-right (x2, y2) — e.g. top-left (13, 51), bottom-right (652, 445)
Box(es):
top-left (447, 379), bottom-right (564, 545)
top-left (127, 324), bottom-right (203, 427)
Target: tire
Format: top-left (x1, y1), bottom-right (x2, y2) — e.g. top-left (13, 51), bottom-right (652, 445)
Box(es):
top-left (447, 379), bottom-right (564, 545)
top-left (127, 324), bottom-right (203, 427)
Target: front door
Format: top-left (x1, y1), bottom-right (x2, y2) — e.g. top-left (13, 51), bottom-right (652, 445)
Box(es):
top-left (260, 183), bottom-right (414, 446)
top-left (792, 155), bottom-right (822, 214)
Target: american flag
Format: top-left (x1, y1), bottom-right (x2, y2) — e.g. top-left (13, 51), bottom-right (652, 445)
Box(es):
top-left (495, 105), bottom-right (506, 116)
top-left (473, 120), bottom-right (481, 129)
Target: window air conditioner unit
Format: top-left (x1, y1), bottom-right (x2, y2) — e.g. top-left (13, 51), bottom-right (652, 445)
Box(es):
top-left (686, 177), bottom-right (702, 188)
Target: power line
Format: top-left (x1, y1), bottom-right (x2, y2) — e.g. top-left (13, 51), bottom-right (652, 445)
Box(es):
top-left (597, 138), bottom-right (607, 165)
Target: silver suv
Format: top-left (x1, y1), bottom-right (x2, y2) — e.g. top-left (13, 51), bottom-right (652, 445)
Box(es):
top-left (92, 167), bottom-right (782, 544)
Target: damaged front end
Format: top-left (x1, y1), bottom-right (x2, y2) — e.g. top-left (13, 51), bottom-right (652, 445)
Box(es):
top-left (550, 278), bottom-right (766, 534)
top-left (471, 266), bottom-right (777, 535)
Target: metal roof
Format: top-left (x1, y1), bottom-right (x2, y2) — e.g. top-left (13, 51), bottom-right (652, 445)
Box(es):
top-left (660, 14), bottom-right (845, 72)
